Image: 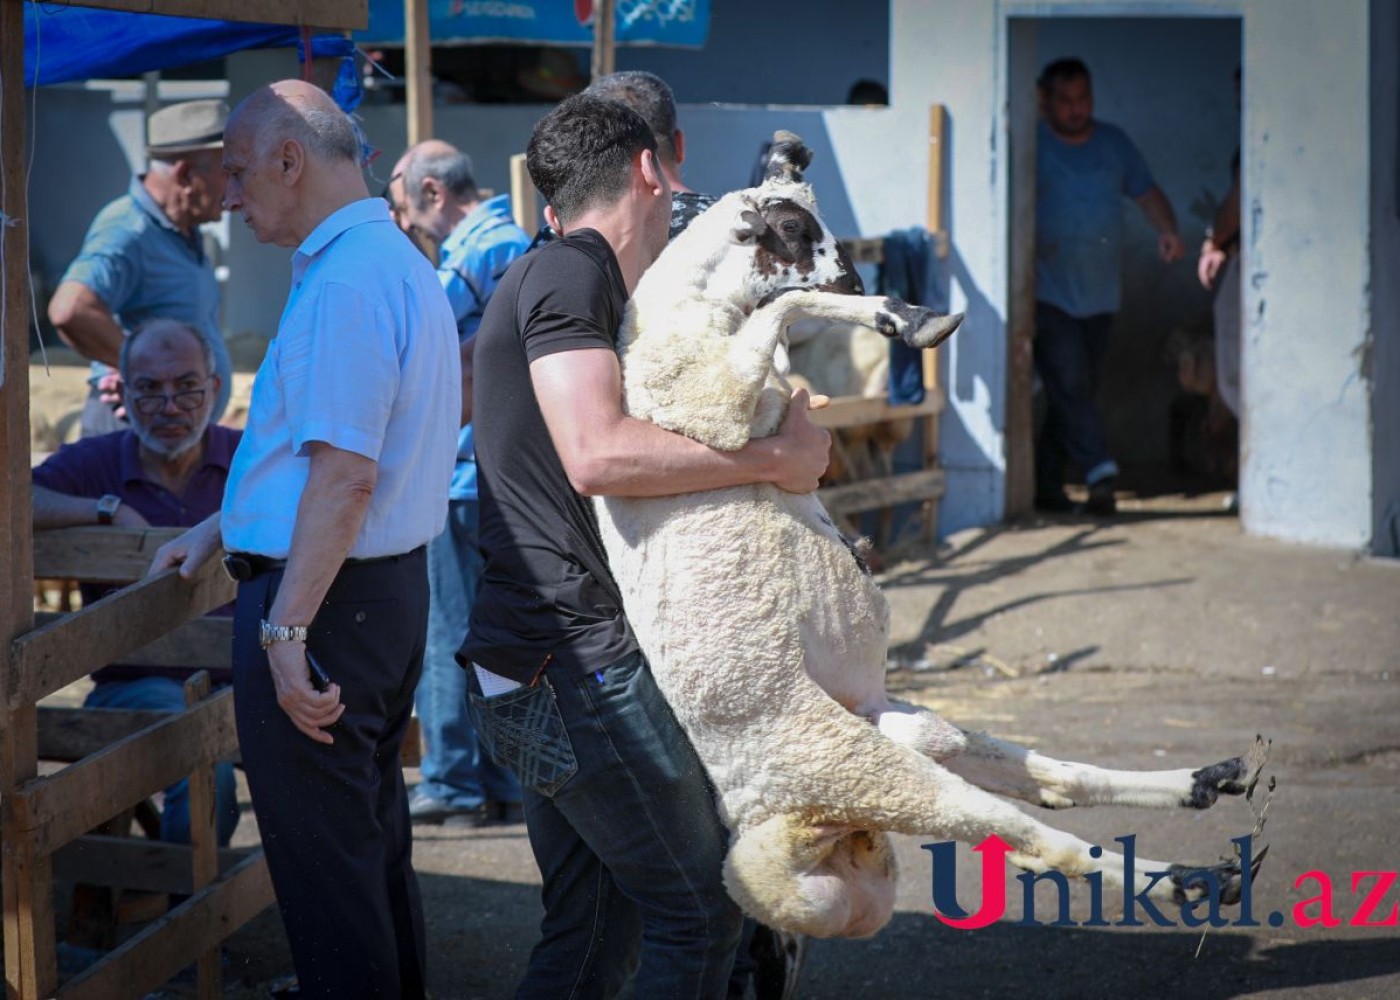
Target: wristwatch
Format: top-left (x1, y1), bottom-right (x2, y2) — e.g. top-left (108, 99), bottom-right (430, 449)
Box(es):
top-left (95, 494), bottom-right (122, 525)
top-left (259, 620), bottom-right (310, 648)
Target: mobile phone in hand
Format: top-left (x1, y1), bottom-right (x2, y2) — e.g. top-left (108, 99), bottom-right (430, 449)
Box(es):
top-left (306, 651), bottom-right (332, 693)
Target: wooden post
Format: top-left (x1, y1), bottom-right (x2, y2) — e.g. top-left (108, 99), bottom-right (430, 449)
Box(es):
top-left (510, 153), bottom-right (538, 234)
top-left (591, 0), bottom-right (616, 80)
top-left (2, 1), bottom-right (57, 994)
top-left (1005, 19), bottom-right (1039, 517)
top-left (404, 0), bottom-right (433, 145)
top-left (920, 105), bottom-right (948, 543)
top-left (183, 672), bottom-right (220, 999)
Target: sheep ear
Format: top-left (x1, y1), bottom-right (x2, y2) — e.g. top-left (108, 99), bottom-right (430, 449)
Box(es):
top-left (764, 130), bottom-right (813, 184)
top-left (731, 209), bottom-right (767, 245)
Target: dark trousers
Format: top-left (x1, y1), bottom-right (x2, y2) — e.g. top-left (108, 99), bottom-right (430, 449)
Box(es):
top-left (1033, 301), bottom-right (1118, 497)
top-left (233, 548), bottom-right (429, 999)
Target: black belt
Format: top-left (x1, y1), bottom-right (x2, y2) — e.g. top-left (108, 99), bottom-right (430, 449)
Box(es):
top-left (222, 552), bottom-right (287, 582)
top-left (223, 546), bottom-right (426, 583)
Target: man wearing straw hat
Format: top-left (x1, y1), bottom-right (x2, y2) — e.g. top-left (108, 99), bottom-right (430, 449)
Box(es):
top-left (48, 98), bottom-right (234, 437)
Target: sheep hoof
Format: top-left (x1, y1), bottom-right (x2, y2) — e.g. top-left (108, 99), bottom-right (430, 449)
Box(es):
top-left (1168, 840), bottom-right (1268, 907)
top-left (1186, 734), bottom-right (1271, 809)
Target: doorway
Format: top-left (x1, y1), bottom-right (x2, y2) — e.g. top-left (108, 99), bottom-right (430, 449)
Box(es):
top-left (1006, 16), bottom-right (1243, 510)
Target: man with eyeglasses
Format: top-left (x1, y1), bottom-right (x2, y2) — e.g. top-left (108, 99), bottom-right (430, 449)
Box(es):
top-left (31, 316), bottom-right (241, 847)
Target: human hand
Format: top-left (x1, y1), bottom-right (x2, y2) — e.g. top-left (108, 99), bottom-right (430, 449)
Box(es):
top-left (1197, 243), bottom-right (1227, 289)
top-left (1159, 231), bottom-right (1185, 263)
top-left (97, 371), bottom-right (126, 420)
top-left (266, 641), bottom-right (345, 744)
top-left (770, 388), bottom-right (831, 494)
top-left (148, 514), bottom-right (222, 580)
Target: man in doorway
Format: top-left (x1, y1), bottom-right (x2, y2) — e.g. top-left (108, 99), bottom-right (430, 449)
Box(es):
top-left (462, 93), bottom-right (830, 996)
top-left (385, 139), bottom-right (530, 825)
top-left (1034, 57), bottom-right (1184, 515)
top-left (48, 99), bottom-right (234, 436)
top-left (32, 318), bottom-right (241, 846)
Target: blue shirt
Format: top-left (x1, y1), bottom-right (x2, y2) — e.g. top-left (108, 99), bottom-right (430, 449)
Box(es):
top-left (221, 198), bottom-right (460, 559)
top-left (1035, 120), bottom-right (1156, 318)
top-left (62, 176), bottom-right (232, 420)
top-left (437, 194), bottom-right (530, 501)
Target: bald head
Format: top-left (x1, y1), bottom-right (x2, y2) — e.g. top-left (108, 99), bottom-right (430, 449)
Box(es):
top-left (387, 139), bottom-right (479, 243)
top-left (222, 79), bottom-right (370, 247)
top-left (228, 80), bottom-right (360, 165)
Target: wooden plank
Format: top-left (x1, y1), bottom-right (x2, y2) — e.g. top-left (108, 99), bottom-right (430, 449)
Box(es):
top-left (809, 389), bottom-right (944, 430)
top-left (9, 555), bottom-right (234, 708)
top-left (405, 0), bottom-right (433, 146)
top-left (927, 104), bottom-right (949, 259)
top-left (52, 837), bottom-right (256, 895)
top-left (510, 153), bottom-right (537, 234)
top-left (50, 0), bottom-right (367, 30)
top-left (818, 468), bottom-right (946, 518)
top-left (839, 237), bottom-right (885, 265)
top-left (1004, 22), bottom-right (1040, 517)
top-left (56, 853), bottom-right (275, 1000)
top-left (38, 706), bottom-right (173, 762)
top-left (32, 525), bottom-right (184, 583)
top-left (33, 612), bottom-right (232, 670)
top-left (591, 0), bottom-right (616, 79)
top-left (183, 673), bottom-right (221, 999)
top-left (2, 0), bottom-right (58, 992)
top-left (11, 690), bottom-right (239, 860)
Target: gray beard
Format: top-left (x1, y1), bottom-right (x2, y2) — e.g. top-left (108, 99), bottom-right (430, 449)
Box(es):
top-left (133, 416), bottom-right (209, 460)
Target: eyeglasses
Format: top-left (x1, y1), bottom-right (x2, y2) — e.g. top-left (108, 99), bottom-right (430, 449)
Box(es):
top-left (130, 379), bottom-right (211, 416)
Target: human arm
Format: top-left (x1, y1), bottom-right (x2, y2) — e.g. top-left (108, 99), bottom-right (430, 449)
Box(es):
top-left (32, 484), bottom-right (149, 529)
top-left (46, 281), bottom-right (125, 368)
top-left (1198, 176), bottom-right (1242, 289)
top-left (259, 442), bottom-right (375, 743)
top-left (531, 347), bottom-right (830, 498)
top-left (1133, 186), bottom-right (1184, 263)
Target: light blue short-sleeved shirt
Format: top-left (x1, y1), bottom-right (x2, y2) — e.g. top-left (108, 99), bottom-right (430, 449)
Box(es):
top-left (61, 177), bottom-right (232, 420)
top-left (1035, 120), bottom-right (1156, 318)
top-left (221, 198), bottom-right (460, 559)
top-left (437, 193), bottom-right (530, 502)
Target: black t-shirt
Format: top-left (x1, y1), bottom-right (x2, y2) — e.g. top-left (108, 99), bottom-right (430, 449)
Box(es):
top-left (460, 229), bottom-right (639, 683)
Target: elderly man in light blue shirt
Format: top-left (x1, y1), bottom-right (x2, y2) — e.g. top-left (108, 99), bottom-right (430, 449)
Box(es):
top-left (385, 139), bottom-right (531, 825)
top-left (48, 99), bottom-right (233, 436)
top-left (154, 81), bottom-right (458, 1000)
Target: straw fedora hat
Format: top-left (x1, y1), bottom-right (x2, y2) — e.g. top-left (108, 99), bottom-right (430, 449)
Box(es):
top-left (146, 99), bottom-right (229, 156)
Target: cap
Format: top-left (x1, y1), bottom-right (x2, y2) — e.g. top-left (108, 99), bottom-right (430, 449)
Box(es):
top-left (146, 99), bottom-right (229, 156)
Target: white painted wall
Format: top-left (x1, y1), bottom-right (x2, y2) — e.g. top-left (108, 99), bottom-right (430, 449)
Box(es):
top-left (1368, 0), bottom-right (1400, 558)
top-left (1239, 0), bottom-right (1374, 549)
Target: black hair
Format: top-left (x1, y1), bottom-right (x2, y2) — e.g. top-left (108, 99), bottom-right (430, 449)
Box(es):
top-left (846, 78), bottom-right (889, 106)
top-left (1037, 58), bottom-right (1091, 96)
top-left (526, 92), bottom-right (657, 226)
top-left (586, 70), bottom-right (680, 165)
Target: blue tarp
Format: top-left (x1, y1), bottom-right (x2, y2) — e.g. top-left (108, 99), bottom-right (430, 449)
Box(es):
top-left (24, 1), bottom-right (711, 88)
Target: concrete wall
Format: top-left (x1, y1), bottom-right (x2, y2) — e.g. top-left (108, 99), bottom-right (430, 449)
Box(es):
top-left (1239, 0), bottom-right (1374, 549)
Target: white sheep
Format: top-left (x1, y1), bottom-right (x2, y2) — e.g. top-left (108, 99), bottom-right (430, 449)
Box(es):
top-left (596, 132), bottom-right (1267, 939)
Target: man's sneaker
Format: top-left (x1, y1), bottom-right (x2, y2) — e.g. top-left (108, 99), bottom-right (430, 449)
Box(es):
top-left (407, 789), bottom-right (486, 825)
top-left (1086, 476), bottom-right (1118, 516)
top-left (475, 800), bottom-right (525, 827)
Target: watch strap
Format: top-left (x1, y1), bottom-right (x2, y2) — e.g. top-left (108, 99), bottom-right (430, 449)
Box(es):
top-left (260, 620), bottom-right (309, 648)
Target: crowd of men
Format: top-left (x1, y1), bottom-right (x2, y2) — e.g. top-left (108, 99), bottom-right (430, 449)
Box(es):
top-left (33, 57), bottom-right (1209, 997)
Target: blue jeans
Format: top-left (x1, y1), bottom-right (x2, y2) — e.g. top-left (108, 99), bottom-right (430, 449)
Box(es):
top-left (416, 499), bottom-right (520, 808)
top-left (1033, 301), bottom-right (1120, 496)
top-left (469, 651), bottom-right (743, 999)
top-left (84, 676), bottom-right (240, 846)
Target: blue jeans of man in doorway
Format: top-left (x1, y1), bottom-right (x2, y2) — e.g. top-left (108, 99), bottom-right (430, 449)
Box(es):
top-left (1033, 301), bottom-right (1121, 511)
top-left (412, 499), bottom-right (521, 822)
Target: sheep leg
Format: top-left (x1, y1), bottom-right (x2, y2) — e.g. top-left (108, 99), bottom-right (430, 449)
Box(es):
top-left (742, 289), bottom-right (964, 357)
top-left (939, 729), bottom-right (1271, 811)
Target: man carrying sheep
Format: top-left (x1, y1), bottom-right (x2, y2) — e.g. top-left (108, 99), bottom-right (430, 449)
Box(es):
top-left (461, 93), bottom-right (831, 996)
